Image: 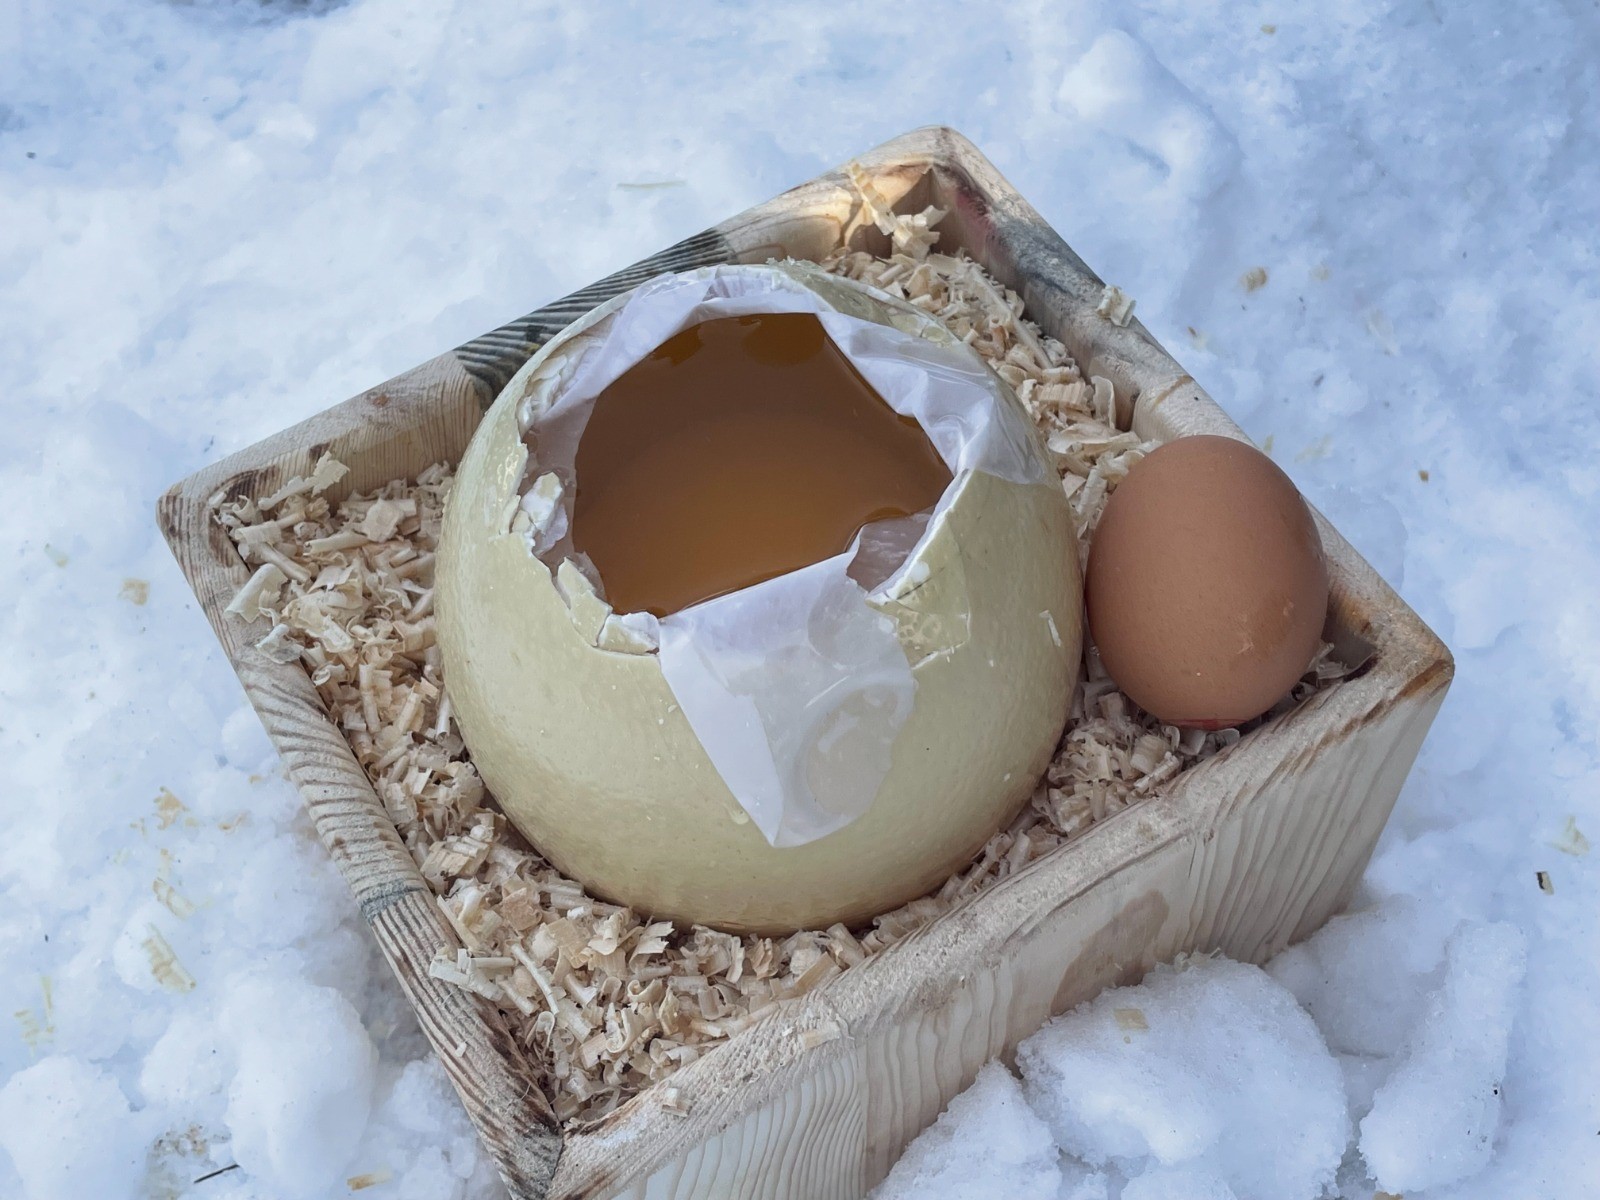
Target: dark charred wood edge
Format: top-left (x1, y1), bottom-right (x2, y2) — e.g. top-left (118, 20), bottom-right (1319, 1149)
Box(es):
top-left (451, 229), bottom-right (736, 404)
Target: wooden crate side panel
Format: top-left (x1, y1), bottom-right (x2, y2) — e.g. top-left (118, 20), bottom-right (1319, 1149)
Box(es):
top-left (151, 562), bottom-right (565, 1197)
top-left (564, 668), bottom-right (1448, 1200)
top-left (162, 354), bottom-right (483, 535)
top-left (157, 354), bottom-right (490, 905)
top-left (618, 1054), bottom-right (866, 1200)
top-left (918, 137), bottom-right (1186, 431)
top-left (157, 354), bottom-right (563, 1198)
top-left (370, 891), bottom-right (564, 1192)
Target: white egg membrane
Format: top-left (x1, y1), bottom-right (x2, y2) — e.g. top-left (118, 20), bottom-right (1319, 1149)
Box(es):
top-left (514, 266), bottom-right (1047, 848)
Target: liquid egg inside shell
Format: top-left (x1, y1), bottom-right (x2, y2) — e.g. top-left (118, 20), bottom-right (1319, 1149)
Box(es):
top-left (1085, 434), bottom-right (1330, 729)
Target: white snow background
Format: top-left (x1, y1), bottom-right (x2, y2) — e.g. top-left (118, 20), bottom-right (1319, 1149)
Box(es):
top-left (2, 1), bottom-right (1596, 1197)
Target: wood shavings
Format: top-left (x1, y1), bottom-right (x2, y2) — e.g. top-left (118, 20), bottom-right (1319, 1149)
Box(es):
top-left (658, 1085), bottom-right (690, 1115)
top-left (154, 788), bottom-right (188, 829)
top-left (152, 878), bottom-right (196, 919)
top-left (1113, 1006), bottom-right (1148, 1032)
top-left (356, 497), bottom-right (416, 543)
top-left (14, 977), bottom-right (56, 1056)
top-left (1550, 816), bottom-right (1589, 857)
top-left (224, 563), bottom-right (287, 622)
top-left (216, 210), bottom-right (1350, 1127)
top-left (255, 451), bottom-right (350, 509)
top-left (843, 160), bottom-right (946, 258)
top-left (142, 928), bottom-right (196, 993)
top-left (1096, 284), bottom-right (1137, 327)
top-left (254, 623), bottom-right (303, 664)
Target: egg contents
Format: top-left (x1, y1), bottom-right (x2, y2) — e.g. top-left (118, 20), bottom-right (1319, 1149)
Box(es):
top-left (1085, 434), bottom-right (1329, 729)
top-left (435, 263), bottom-right (1083, 933)
top-left (572, 313), bottom-right (952, 618)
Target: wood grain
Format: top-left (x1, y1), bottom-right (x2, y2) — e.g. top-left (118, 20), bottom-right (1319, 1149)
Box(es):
top-left (158, 352), bottom-right (563, 1197)
top-left (157, 126), bottom-right (1453, 1200)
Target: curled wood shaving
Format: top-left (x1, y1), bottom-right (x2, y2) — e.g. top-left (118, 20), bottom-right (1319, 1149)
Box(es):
top-left (1096, 284), bottom-right (1137, 327)
top-left (224, 563), bottom-right (287, 623)
top-left (215, 209), bottom-right (1350, 1126)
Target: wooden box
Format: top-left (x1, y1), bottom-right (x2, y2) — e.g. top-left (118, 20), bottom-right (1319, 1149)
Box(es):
top-left (158, 127), bottom-right (1452, 1200)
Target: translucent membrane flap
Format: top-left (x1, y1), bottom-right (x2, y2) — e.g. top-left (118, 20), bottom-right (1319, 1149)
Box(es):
top-left (657, 538), bottom-right (915, 847)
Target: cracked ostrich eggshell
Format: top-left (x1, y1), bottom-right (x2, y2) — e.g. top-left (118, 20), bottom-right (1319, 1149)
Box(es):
top-left (436, 266), bottom-right (1082, 934)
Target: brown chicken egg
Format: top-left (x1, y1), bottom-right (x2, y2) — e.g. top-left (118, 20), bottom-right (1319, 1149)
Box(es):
top-left (1086, 434), bottom-right (1329, 728)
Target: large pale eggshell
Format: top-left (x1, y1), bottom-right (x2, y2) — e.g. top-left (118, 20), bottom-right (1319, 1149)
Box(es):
top-left (1085, 434), bottom-right (1329, 729)
top-left (436, 266), bottom-right (1082, 934)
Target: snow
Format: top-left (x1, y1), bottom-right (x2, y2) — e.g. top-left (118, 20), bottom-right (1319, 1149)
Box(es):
top-left (870, 1063), bottom-right (1060, 1200)
top-left (1017, 958), bottom-right (1349, 1198)
top-left (216, 972), bottom-right (379, 1196)
top-left (3, 0), bottom-right (1597, 1198)
top-left (1267, 896), bottom-right (1464, 1061)
top-left (0, 1056), bottom-right (150, 1200)
top-left (889, 943), bottom-right (1529, 1198)
top-left (1119, 1168), bottom-right (1239, 1200)
top-left (1359, 923), bottom-right (1528, 1193)
top-left (1266, 896), bottom-right (1532, 1185)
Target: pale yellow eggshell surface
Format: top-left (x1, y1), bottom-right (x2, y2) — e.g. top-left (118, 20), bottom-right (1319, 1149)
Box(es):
top-left (436, 265), bottom-right (1082, 934)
